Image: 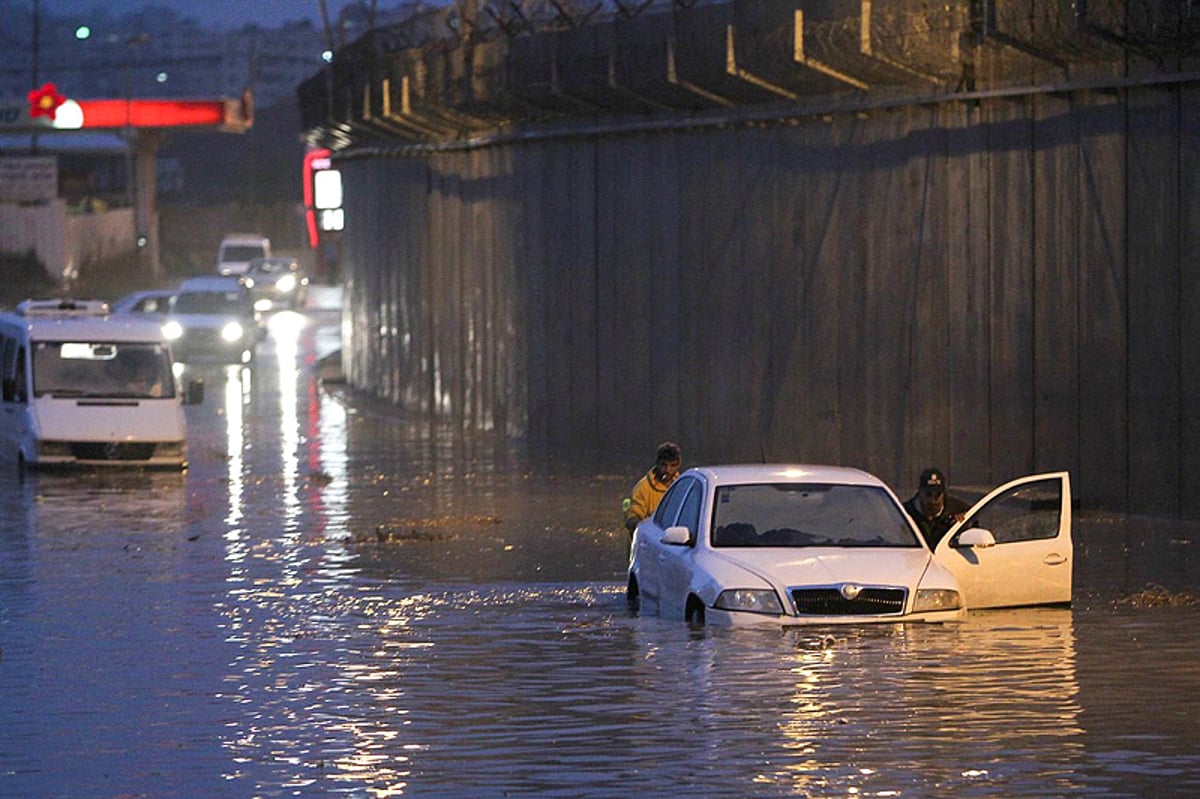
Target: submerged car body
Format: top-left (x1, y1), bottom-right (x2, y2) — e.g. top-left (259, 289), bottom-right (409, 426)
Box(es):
top-left (0, 298), bottom-right (202, 469)
top-left (163, 276), bottom-right (260, 365)
top-left (627, 464), bottom-right (1072, 627)
top-left (243, 256), bottom-right (308, 311)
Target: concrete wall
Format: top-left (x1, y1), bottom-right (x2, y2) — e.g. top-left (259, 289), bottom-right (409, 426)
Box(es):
top-left (0, 201), bottom-right (136, 283)
top-left (339, 81), bottom-right (1200, 518)
top-left (0, 200), bottom-right (69, 280)
top-left (64, 208), bottom-right (136, 282)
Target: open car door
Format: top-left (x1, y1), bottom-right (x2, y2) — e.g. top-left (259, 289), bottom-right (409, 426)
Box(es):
top-left (933, 472), bottom-right (1072, 610)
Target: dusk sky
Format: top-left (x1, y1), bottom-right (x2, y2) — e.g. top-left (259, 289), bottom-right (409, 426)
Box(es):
top-left (38, 1), bottom-right (379, 30)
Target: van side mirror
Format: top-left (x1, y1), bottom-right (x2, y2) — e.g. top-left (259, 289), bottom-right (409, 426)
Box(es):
top-left (183, 378), bottom-right (204, 405)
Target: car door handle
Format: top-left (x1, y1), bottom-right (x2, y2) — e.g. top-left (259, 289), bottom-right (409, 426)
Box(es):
top-left (1042, 553), bottom-right (1068, 566)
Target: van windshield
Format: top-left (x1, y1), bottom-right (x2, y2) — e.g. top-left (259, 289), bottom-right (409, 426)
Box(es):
top-left (32, 342), bottom-right (175, 399)
top-left (222, 245), bottom-right (266, 261)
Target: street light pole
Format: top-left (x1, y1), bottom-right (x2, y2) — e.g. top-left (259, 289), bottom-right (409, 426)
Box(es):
top-left (31, 0), bottom-right (40, 152)
top-left (123, 33), bottom-right (149, 209)
top-left (31, 0), bottom-right (40, 89)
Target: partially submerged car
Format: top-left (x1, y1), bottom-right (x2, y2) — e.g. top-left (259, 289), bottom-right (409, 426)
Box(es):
top-left (163, 275), bottom-right (261, 365)
top-left (627, 464), bottom-right (1072, 626)
top-left (243, 256), bottom-right (308, 311)
top-left (0, 298), bottom-right (203, 469)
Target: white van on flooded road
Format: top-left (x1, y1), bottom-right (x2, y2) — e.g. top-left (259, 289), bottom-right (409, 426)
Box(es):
top-left (217, 234), bottom-right (271, 276)
top-left (0, 299), bottom-right (203, 470)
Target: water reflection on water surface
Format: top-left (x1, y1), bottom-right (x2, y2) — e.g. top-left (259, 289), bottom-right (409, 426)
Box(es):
top-left (1, 309), bottom-right (1198, 798)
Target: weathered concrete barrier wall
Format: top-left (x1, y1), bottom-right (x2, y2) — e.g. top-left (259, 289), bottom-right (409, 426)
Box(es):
top-left (339, 82), bottom-right (1200, 519)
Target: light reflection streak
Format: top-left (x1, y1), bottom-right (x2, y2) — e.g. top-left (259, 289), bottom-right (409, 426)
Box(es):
top-left (223, 365), bottom-right (249, 527)
top-left (769, 610), bottom-right (1084, 795)
top-left (316, 377), bottom-right (349, 538)
top-left (269, 312), bottom-right (304, 532)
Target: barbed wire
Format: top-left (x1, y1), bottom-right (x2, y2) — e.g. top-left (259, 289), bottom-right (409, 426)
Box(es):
top-left (303, 0), bottom-right (1200, 147)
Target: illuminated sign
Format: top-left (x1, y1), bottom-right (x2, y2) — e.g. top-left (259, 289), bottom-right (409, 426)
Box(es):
top-left (303, 148), bottom-right (343, 247)
top-left (0, 85), bottom-right (253, 133)
top-left (28, 82), bottom-right (67, 121)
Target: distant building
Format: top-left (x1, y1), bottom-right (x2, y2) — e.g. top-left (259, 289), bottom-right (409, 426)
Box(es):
top-left (0, 2), bottom-right (435, 110)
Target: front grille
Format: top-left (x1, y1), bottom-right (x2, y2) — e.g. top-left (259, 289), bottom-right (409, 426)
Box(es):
top-left (790, 587), bottom-right (907, 616)
top-left (69, 442), bottom-right (158, 461)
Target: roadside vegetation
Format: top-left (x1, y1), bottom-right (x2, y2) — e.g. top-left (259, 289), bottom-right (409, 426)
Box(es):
top-left (0, 249), bottom-right (183, 311)
top-left (0, 250), bottom-right (59, 310)
top-left (1117, 583), bottom-right (1198, 608)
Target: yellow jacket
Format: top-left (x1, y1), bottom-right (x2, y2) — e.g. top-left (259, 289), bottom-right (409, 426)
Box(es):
top-left (624, 468), bottom-right (674, 531)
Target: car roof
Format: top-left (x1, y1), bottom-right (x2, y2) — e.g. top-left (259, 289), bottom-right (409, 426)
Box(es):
top-left (685, 464), bottom-right (889, 488)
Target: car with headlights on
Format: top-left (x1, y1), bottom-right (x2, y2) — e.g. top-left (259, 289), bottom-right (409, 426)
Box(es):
top-left (162, 276), bottom-right (261, 365)
top-left (244, 256), bottom-right (308, 311)
top-left (627, 464), bottom-right (1072, 627)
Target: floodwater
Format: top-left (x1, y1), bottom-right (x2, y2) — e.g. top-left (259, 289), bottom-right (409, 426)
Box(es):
top-left (1, 307), bottom-right (1198, 799)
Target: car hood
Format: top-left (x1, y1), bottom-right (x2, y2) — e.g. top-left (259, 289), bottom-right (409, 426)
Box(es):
top-left (172, 313), bottom-right (248, 329)
top-left (705, 547), bottom-right (941, 591)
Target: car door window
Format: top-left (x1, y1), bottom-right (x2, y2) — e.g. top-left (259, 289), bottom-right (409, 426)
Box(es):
top-left (653, 477), bottom-right (693, 527)
top-left (675, 482), bottom-right (703, 542)
top-left (962, 477), bottom-right (1062, 544)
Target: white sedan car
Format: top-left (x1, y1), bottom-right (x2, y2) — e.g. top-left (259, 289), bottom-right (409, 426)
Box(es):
top-left (627, 464), bottom-right (1072, 626)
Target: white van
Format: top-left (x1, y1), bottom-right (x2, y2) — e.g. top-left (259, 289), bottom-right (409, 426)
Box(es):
top-left (217, 234), bottom-right (271, 276)
top-left (0, 299), bottom-right (204, 470)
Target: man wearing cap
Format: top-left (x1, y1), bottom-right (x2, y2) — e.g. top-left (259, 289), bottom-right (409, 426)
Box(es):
top-left (903, 467), bottom-right (970, 548)
top-left (623, 442), bottom-right (682, 537)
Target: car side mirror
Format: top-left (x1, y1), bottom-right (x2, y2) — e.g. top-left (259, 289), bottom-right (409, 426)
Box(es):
top-left (955, 528), bottom-right (996, 549)
top-left (183, 378), bottom-right (205, 405)
top-left (661, 525), bottom-right (691, 546)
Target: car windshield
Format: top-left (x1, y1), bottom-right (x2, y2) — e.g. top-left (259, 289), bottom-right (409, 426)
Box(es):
top-left (31, 342), bottom-right (175, 399)
top-left (251, 260), bottom-right (292, 275)
top-left (711, 483), bottom-right (921, 548)
top-left (173, 291), bottom-right (246, 314)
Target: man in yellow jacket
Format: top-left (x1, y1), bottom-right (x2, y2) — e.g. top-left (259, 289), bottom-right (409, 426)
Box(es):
top-left (623, 442), bottom-right (682, 535)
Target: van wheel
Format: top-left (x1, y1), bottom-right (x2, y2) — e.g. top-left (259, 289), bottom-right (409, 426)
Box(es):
top-left (685, 597), bottom-right (706, 627)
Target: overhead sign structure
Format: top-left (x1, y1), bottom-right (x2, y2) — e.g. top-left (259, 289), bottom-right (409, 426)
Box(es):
top-left (1, 82), bottom-right (254, 279)
top-left (1, 82), bottom-right (253, 133)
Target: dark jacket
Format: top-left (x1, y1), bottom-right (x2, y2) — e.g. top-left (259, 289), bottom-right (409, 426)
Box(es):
top-left (903, 493), bottom-right (971, 548)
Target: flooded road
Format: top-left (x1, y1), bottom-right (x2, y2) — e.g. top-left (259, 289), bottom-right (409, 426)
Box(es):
top-left (1, 307), bottom-right (1198, 798)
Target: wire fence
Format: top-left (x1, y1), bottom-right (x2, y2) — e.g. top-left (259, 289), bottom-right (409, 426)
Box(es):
top-left (300, 0), bottom-right (1200, 146)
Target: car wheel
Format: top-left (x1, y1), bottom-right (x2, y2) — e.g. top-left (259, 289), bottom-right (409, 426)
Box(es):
top-left (685, 596), bottom-right (706, 627)
top-left (626, 576), bottom-right (640, 613)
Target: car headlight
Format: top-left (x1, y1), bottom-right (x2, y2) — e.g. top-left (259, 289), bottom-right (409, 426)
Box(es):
top-left (242, 277), bottom-right (255, 289)
top-left (714, 589), bottom-right (784, 615)
top-left (276, 274), bottom-right (297, 292)
top-left (220, 321), bottom-right (245, 342)
top-left (162, 320), bottom-right (183, 340)
top-left (912, 588), bottom-right (962, 612)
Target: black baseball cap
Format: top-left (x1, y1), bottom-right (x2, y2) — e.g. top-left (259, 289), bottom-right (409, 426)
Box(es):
top-left (919, 468), bottom-right (947, 493)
